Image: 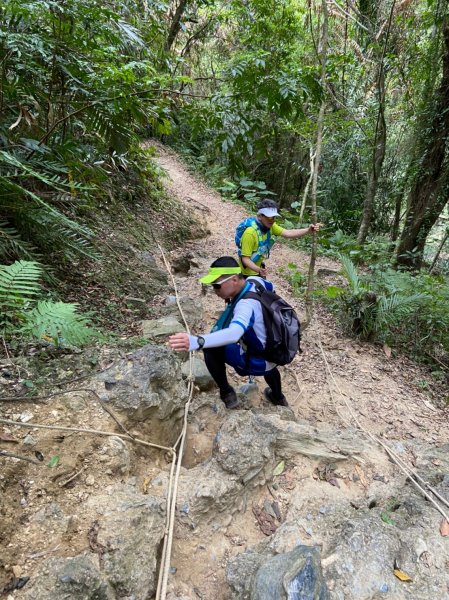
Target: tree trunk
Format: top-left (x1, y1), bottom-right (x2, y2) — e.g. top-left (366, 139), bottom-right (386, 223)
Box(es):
top-left (278, 140), bottom-right (294, 208)
top-left (429, 227), bottom-right (449, 273)
top-left (390, 191), bottom-right (402, 243)
top-left (394, 23), bottom-right (449, 270)
top-left (165, 0), bottom-right (189, 52)
top-left (357, 67), bottom-right (386, 245)
top-left (304, 0), bottom-right (328, 327)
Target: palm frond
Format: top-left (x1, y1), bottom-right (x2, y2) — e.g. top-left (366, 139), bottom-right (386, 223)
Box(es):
top-left (83, 106), bottom-right (133, 153)
top-left (0, 172), bottom-right (98, 261)
top-left (0, 221), bottom-right (38, 261)
top-left (0, 150), bottom-right (73, 193)
top-left (375, 293), bottom-right (429, 331)
top-left (339, 253), bottom-right (364, 295)
top-left (116, 19), bottom-right (145, 50)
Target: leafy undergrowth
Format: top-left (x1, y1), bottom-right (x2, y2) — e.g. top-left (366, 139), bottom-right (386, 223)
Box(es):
top-left (52, 155), bottom-right (206, 334)
top-left (0, 153), bottom-right (206, 398)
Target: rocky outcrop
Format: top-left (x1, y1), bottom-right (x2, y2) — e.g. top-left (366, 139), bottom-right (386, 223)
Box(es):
top-left (225, 452), bottom-right (449, 600)
top-left (141, 316), bottom-right (185, 339)
top-left (148, 411), bottom-right (364, 529)
top-left (22, 485), bottom-right (166, 600)
top-left (96, 344), bottom-right (188, 444)
top-left (227, 545), bottom-right (329, 600)
top-left (21, 556), bottom-right (115, 600)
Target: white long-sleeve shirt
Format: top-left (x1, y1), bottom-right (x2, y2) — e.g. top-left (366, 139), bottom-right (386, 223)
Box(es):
top-left (188, 278), bottom-right (275, 370)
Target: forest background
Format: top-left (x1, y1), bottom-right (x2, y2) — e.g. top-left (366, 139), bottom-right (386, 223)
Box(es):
top-left (0, 0), bottom-right (448, 383)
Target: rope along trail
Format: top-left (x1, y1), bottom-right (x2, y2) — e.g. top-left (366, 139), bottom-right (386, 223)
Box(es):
top-left (314, 326), bottom-right (449, 522)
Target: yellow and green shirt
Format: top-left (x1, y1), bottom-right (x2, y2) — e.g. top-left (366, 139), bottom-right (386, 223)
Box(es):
top-left (239, 222), bottom-right (284, 275)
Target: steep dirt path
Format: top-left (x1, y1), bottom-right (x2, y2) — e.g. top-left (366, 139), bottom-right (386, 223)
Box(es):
top-left (148, 141), bottom-right (449, 599)
top-left (1, 143), bottom-right (446, 600)
top-left (152, 140), bottom-right (446, 446)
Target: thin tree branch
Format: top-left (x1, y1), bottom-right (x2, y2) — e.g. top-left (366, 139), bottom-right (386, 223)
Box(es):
top-left (299, 147), bottom-right (316, 221)
top-left (0, 450), bottom-right (41, 465)
top-left (27, 87), bottom-right (210, 158)
top-left (328, 0), bottom-right (370, 32)
top-left (304, 0), bottom-right (329, 327)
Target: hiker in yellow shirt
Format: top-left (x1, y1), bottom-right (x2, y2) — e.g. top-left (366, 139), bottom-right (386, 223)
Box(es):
top-left (236, 199), bottom-right (320, 277)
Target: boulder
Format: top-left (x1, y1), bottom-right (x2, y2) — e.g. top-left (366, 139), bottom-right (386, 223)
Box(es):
top-left (253, 545), bottom-right (329, 600)
top-left (87, 485), bottom-right (166, 599)
top-left (162, 295), bottom-right (204, 330)
top-left (214, 412), bottom-right (277, 483)
top-left (141, 315), bottom-right (185, 338)
top-left (22, 486), bottom-right (166, 600)
top-left (227, 545), bottom-right (329, 600)
top-left (21, 555), bottom-right (114, 600)
top-left (97, 345), bottom-right (188, 443)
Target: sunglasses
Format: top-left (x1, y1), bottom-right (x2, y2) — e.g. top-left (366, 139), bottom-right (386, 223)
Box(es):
top-left (212, 275), bottom-right (235, 290)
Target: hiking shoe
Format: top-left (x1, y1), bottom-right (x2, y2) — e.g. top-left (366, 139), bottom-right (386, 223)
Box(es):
top-left (221, 389), bottom-right (240, 409)
top-left (264, 387), bottom-right (289, 407)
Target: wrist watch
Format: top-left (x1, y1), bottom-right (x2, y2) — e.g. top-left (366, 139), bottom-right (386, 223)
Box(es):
top-left (196, 336), bottom-right (205, 349)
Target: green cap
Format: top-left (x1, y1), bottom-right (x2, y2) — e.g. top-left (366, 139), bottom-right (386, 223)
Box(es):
top-left (199, 266), bottom-right (241, 284)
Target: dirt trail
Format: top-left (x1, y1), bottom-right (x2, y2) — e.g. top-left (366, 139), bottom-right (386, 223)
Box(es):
top-left (1, 142), bottom-right (446, 600)
top-left (149, 141), bottom-right (449, 598)
top-left (153, 141), bottom-right (446, 446)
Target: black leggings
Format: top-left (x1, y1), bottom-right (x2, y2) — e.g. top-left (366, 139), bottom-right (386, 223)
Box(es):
top-left (203, 346), bottom-right (283, 401)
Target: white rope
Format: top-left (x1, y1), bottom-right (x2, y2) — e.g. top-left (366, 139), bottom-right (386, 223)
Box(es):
top-left (155, 243), bottom-right (196, 600)
top-left (0, 418), bottom-right (173, 453)
top-left (314, 328), bottom-right (449, 522)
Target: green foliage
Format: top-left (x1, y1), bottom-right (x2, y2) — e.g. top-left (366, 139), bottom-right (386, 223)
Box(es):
top-left (319, 230), bottom-right (361, 258)
top-left (2, 0), bottom-right (448, 377)
top-left (331, 255), bottom-right (449, 367)
top-left (380, 497), bottom-right (400, 526)
top-left (0, 260), bottom-right (41, 307)
top-left (0, 260), bottom-right (98, 346)
top-left (217, 177), bottom-right (276, 208)
top-left (22, 301), bottom-right (96, 347)
top-left (336, 254), bottom-right (429, 340)
top-left (318, 134), bottom-right (366, 234)
top-left (279, 262), bottom-right (307, 295)
top-left (169, 0), bottom-right (322, 180)
top-left (0, 0), bottom-right (175, 264)
top-left (0, 150), bottom-right (97, 262)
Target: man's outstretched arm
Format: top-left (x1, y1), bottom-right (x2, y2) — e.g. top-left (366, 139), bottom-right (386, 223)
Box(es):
top-left (280, 223), bottom-right (321, 239)
top-left (168, 322), bottom-right (244, 352)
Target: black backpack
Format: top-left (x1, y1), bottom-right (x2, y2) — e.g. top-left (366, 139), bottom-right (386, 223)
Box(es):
top-left (243, 280), bottom-right (301, 366)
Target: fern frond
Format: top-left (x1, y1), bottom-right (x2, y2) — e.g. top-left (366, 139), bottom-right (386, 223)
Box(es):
top-left (0, 260), bottom-right (42, 307)
top-left (22, 300), bottom-right (98, 346)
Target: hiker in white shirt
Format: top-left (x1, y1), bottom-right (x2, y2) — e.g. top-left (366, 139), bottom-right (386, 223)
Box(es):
top-left (168, 256), bottom-right (288, 409)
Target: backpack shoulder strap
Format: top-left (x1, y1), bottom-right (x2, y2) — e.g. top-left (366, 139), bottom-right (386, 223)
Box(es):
top-left (237, 219), bottom-right (271, 263)
top-left (212, 282), bottom-right (252, 331)
top-left (245, 279), bottom-right (271, 295)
